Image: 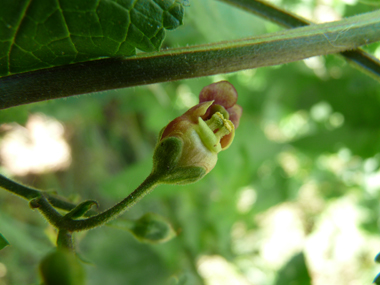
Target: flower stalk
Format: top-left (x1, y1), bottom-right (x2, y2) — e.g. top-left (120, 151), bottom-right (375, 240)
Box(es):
top-left (29, 173), bottom-right (161, 232)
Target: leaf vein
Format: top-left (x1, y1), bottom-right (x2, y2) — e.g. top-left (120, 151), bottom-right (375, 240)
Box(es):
top-left (55, 0), bottom-right (79, 57)
top-left (7, 0), bottom-right (33, 74)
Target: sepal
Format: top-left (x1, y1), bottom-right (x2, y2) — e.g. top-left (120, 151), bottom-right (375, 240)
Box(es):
top-left (152, 137), bottom-right (206, 184)
top-left (64, 200), bottom-right (98, 219)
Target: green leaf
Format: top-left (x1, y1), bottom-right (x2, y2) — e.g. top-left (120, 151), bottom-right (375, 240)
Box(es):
top-left (64, 200), bottom-right (98, 219)
top-left (0, 0), bottom-right (185, 77)
top-left (0, 233), bottom-right (10, 250)
top-left (275, 252), bottom-right (311, 285)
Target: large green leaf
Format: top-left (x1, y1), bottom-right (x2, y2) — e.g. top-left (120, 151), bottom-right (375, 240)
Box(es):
top-left (0, 0), bottom-right (184, 77)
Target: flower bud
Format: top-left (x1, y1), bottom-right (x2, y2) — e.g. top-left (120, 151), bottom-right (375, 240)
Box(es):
top-left (151, 81), bottom-right (242, 185)
top-left (39, 249), bottom-right (85, 285)
top-left (129, 213), bottom-right (176, 243)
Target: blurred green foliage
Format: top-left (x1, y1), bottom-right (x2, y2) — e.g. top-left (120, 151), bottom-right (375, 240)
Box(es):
top-left (0, 0), bottom-right (380, 284)
top-left (274, 252), bottom-right (311, 285)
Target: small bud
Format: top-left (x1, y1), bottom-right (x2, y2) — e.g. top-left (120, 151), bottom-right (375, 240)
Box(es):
top-left (129, 213), bottom-right (176, 244)
top-left (39, 249), bottom-right (85, 285)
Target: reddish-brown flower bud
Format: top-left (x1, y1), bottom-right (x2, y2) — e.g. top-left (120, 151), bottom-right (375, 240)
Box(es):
top-left (152, 81), bottom-right (242, 184)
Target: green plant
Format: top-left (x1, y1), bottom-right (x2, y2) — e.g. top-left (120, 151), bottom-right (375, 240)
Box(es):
top-left (1, 0), bottom-right (380, 284)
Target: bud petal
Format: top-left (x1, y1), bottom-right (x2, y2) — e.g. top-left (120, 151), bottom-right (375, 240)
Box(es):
top-left (199, 81), bottom-right (238, 108)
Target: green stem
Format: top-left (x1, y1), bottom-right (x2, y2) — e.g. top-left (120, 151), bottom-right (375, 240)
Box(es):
top-left (30, 196), bottom-right (64, 228)
top-left (0, 174), bottom-right (96, 215)
top-left (0, 173), bottom-right (41, 199)
top-left (1, 9), bottom-right (380, 109)
top-left (219, 0), bottom-right (380, 80)
top-left (57, 230), bottom-right (74, 251)
top-left (31, 174), bottom-right (161, 232)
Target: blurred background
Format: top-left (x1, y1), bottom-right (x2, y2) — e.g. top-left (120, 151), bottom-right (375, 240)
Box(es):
top-left (1, 0), bottom-right (380, 284)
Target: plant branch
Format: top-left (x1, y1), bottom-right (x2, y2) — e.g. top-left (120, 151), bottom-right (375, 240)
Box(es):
top-left (0, 173), bottom-right (41, 200)
top-left (1, 10), bottom-right (380, 109)
top-left (30, 174), bottom-right (161, 232)
top-left (0, 174), bottom-right (93, 214)
top-left (219, 0), bottom-right (380, 80)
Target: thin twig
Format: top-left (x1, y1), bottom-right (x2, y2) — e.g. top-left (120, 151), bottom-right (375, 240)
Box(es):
top-left (30, 174), bottom-right (160, 232)
top-left (0, 174), bottom-right (94, 214)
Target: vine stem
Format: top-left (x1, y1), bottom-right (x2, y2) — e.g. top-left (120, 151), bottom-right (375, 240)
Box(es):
top-left (0, 174), bottom-right (95, 215)
top-left (0, 173), bottom-right (41, 199)
top-left (30, 173), bottom-right (161, 232)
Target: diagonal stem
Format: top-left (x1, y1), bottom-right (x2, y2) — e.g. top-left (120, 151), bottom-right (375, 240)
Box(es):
top-left (218, 0), bottom-right (380, 80)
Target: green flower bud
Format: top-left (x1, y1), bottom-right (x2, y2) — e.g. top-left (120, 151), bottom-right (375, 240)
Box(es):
top-left (39, 249), bottom-right (85, 285)
top-left (129, 213), bottom-right (176, 244)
